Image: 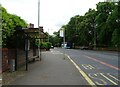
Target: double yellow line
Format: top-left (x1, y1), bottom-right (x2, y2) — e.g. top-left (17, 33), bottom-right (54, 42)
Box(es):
top-left (66, 54), bottom-right (97, 87)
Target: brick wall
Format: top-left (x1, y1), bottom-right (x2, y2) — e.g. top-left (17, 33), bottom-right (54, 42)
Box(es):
top-left (1, 48), bottom-right (38, 72)
top-left (2, 48), bottom-right (16, 72)
top-left (0, 49), bottom-right (2, 73)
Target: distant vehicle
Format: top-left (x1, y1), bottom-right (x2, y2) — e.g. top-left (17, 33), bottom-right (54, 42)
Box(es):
top-left (51, 45), bottom-right (54, 49)
top-left (61, 43), bottom-right (70, 49)
top-left (80, 46), bottom-right (89, 50)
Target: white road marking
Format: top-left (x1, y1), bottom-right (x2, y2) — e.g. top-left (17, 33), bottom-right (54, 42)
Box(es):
top-left (82, 64), bottom-right (95, 70)
top-left (100, 73), bottom-right (118, 85)
top-left (88, 73), bottom-right (107, 85)
top-left (107, 73), bottom-right (120, 82)
top-left (84, 55), bottom-right (120, 70)
top-left (51, 51), bottom-right (63, 54)
top-left (89, 65), bottom-right (95, 69)
top-left (82, 64), bottom-right (88, 69)
top-left (66, 54), bottom-right (97, 86)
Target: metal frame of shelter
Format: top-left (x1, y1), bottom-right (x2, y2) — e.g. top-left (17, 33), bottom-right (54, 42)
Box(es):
top-left (16, 27), bottom-right (47, 71)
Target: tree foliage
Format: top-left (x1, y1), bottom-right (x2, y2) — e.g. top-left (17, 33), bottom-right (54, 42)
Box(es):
top-left (52, 1), bottom-right (120, 49)
top-left (1, 5), bottom-right (28, 47)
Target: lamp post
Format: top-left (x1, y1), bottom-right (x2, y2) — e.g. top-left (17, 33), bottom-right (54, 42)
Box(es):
top-left (38, 0), bottom-right (41, 61)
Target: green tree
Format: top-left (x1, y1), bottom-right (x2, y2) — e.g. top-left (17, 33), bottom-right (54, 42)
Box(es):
top-left (1, 6), bottom-right (28, 47)
top-left (79, 9), bottom-right (97, 46)
top-left (52, 31), bottom-right (62, 47)
top-left (52, 1), bottom-right (119, 49)
top-left (96, 2), bottom-right (115, 47)
top-left (111, 2), bottom-right (120, 48)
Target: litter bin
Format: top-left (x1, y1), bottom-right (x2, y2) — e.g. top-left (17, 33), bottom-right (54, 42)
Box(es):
top-left (10, 59), bottom-right (15, 72)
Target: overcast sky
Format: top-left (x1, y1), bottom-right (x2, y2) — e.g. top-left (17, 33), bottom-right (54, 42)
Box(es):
top-left (1, 0), bottom-right (105, 35)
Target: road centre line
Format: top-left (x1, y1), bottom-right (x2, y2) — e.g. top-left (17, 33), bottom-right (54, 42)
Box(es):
top-left (65, 54), bottom-right (97, 87)
top-left (84, 55), bottom-right (120, 71)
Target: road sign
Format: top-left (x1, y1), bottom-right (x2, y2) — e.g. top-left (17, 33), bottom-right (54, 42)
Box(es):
top-left (60, 29), bottom-right (64, 37)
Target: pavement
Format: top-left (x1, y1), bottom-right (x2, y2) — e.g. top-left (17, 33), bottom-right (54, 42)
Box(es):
top-left (0, 74), bottom-right (2, 87)
top-left (7, 49), bottom-right (88, 85)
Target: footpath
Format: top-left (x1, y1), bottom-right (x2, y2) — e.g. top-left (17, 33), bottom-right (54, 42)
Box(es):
top-left (4, 49), bottom-right (88, 85)
top-left (0, 74), bottom-right (1, 87)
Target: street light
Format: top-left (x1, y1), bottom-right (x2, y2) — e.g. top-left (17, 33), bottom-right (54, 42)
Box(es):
top-left (38, 0), bottom-right (41, 61)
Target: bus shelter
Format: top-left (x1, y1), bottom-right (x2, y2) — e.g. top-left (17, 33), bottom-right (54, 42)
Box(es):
top-left (15, 27), bottom-right (47, 71)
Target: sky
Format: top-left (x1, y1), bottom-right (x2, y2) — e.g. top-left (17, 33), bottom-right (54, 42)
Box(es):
top-left (0, 0), bottom-right (105, 35)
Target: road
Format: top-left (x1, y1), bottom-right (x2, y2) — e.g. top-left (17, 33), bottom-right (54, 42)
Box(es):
top-left (54, 48), bottom-right (120, 86)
